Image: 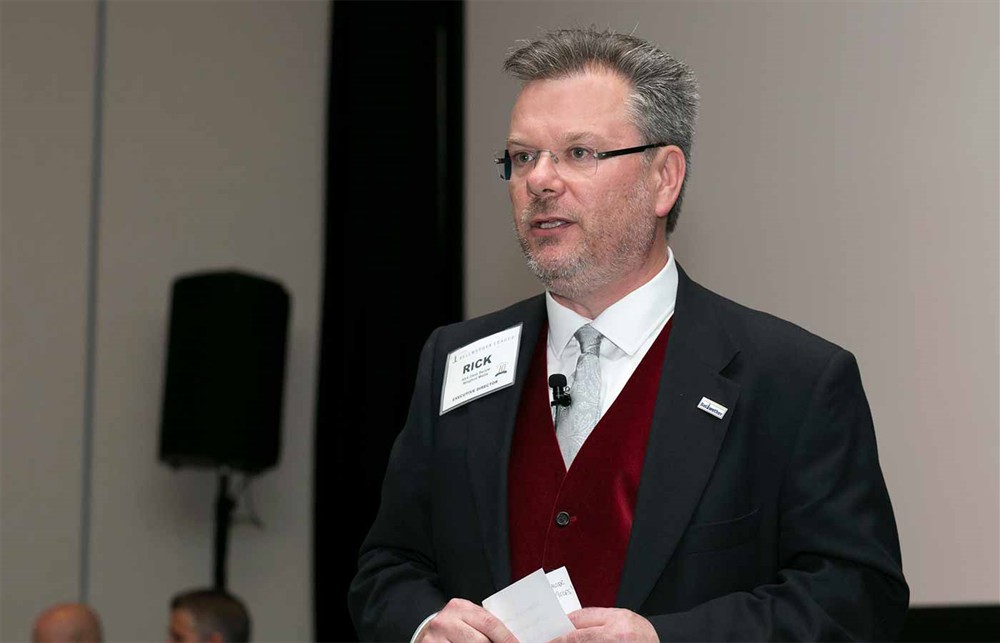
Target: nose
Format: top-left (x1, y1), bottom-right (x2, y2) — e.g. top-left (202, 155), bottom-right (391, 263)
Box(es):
top-left (526, 151), bottom-right (565, 198)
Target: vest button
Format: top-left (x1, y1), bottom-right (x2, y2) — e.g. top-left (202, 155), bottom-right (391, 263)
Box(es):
top-left (555, 511), bottom-right (571, 527)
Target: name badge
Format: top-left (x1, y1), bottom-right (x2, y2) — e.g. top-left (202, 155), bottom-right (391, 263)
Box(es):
top-left (697, 396), bottom-right (728, 419)
top-left (440, 324), bottom-right (522, 415)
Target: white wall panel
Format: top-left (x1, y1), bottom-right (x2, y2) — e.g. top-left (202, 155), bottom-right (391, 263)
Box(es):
top-left (1, 1), bottom-right (98, 638)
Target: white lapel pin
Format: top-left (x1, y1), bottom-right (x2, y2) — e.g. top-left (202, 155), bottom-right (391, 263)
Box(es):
top-left (697, 397), bottom-right (728, 419)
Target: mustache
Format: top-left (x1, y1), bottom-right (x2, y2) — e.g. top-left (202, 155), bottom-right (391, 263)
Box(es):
top-left (521, 198), bottom-right (576, 224)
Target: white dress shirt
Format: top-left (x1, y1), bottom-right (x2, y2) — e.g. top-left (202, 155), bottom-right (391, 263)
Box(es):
top-left (545, 247), bottom-right (678, 419)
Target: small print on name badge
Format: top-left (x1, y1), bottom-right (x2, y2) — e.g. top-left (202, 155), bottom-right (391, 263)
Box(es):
top-left (697, 397), bottom-right (728, 419)
top-left (440, 324), bottom-right (522, 415)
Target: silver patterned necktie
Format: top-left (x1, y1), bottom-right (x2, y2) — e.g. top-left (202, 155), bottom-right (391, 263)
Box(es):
top-left (556, 324), bottom-right (603, 468)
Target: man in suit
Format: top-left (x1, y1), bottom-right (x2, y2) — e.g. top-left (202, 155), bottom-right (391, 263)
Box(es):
top-left (349, 28), bottom-right (907, 642)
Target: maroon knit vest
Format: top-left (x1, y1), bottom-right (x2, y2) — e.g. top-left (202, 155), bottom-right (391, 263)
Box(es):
top-left (507, 319), bottom-right (673, 607)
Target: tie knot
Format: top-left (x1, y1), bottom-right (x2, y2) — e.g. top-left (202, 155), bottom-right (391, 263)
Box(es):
top-left (574, 324), bottom-right (602, 356)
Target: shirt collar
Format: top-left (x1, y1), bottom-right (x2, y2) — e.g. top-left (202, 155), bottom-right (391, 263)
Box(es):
top-left (546, 247), bottom-right (678, 357)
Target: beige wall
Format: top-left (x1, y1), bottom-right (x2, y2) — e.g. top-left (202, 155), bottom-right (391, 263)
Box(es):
top-left (1, 0), bottom-right (98, 633)
top-left (1, 1), bottom-right (328, 640)
top-left (466, 0), bottom-right (999, 605)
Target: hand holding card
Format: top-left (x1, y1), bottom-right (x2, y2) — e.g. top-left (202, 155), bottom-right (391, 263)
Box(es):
top-left (481, 568), bottom-right (581, 642)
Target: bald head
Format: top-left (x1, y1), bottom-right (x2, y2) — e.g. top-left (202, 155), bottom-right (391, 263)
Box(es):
top-left (32, 603), bottom-right (102, 643)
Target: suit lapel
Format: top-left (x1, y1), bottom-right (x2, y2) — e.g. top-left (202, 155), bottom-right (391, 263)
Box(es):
top-left (617, 267), bottom-right (742, 610)
top-left (466, 296), bottom-right (546, 593)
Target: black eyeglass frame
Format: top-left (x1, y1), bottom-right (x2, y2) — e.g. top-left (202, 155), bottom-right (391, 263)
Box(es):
top-left (493, 142), bottom-right (669, 181)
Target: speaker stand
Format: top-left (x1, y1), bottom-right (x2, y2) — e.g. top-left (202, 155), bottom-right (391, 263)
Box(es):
top-left (213, 470), bottom-right (235, 590)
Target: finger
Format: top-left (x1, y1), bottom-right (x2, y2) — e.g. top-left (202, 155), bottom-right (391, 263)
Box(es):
top-left (566, 607), bottom-right (616, 628)
top-left (548, 626), bottom-right (602, 643)
top-left (422, 601), bottom-right (491, 643)
top-left (464, 607), bottom-right (518, 643)
top-left (422, 617), bottom-right (491, 643)
top-left (430, 600), bottom-right (517, 643)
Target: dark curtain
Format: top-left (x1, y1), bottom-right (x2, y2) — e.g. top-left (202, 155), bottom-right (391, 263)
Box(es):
top-left (313, 1), bottom-right (464, 640)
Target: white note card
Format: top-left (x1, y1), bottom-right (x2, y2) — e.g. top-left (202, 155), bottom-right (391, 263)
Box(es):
top-left (440, 324), bottom-right (521, 415)
top-left (482, 569), bottom-right (575, 642)
top-left (545, 567), bottom-right (582, 615)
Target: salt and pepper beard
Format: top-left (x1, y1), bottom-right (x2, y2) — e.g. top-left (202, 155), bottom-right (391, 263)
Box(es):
top-left (514, 180), bottom-right (660, 303)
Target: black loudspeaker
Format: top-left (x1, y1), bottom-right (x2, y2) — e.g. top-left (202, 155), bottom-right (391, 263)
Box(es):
top-left (159, 270), bottom-right (290, 474)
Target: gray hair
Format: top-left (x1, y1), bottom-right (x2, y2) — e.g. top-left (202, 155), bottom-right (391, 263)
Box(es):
top-left (504, 27), bottom-right (699, 235)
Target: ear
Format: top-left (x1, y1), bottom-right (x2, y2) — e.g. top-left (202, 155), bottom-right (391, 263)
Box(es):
top-left (648, 145), bottom-right (686, 219)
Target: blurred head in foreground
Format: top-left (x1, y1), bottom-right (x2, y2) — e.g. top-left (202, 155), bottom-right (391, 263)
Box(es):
top-left (168, 588), bottom-right (250, 643)
top-left (32, 603), bottom-right (102, 643)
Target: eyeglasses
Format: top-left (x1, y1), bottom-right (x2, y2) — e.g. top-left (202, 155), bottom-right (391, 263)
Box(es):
top-left (493, 142), bottom-right (667, 181)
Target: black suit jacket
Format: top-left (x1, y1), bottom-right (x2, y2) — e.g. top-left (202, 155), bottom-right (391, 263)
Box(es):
top-left (349, 267), bottom-right (908, 641)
